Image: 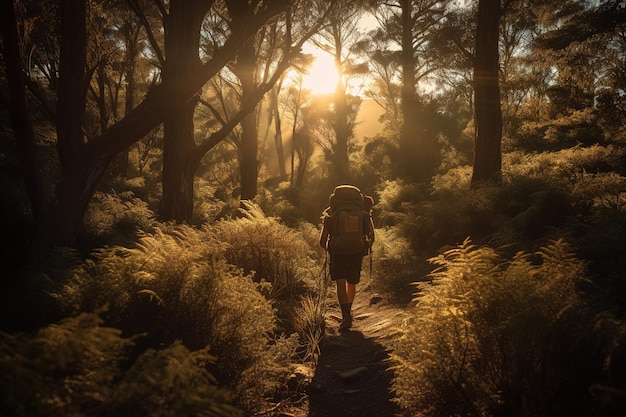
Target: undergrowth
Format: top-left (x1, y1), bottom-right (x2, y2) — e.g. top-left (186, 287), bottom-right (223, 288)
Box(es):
top-left (391, 238), bottom-right (621, 417)
top-left (211, 201), bottom-right (322, 331)
top-left (55, 219), bottom-right (311, 413)
top-left (0, 312), bottom-right (239, 417)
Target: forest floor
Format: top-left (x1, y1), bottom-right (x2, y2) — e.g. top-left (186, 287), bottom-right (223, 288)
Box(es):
top-left (271, 275), bottom-right (411, 417)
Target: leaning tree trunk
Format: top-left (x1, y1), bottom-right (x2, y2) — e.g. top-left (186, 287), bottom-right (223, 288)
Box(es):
top-left (28, 0), bottom-right (278, 256)
top-left (471, 0), bottom-right (502, 185)
top-left (160, 0), bottom-right (211, 222)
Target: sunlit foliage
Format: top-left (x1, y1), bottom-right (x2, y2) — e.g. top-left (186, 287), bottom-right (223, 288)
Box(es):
top-left (211, 201), bottom-right (321, 328)
top-left (56, 222), bottom-right (301, 413)
top-left (80, 190), bottom-right (157, 249)
top-left (392, 239), bottom-right (591, 417)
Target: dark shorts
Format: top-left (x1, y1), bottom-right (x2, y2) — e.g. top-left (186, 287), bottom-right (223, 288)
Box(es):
top-left (330, 253), bottom-right (364, 284)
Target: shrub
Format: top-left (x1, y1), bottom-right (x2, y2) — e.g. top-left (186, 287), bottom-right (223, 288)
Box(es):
top-left (377, 176), bottom-right (500, 255)
top-left (78, 190), bottom-right (157, 250)
top-left (378, 170), bottom-right (577, 261)
top-left (571, 172), bottom-right (626, 220)
top-left (0, 312), bottom-right (131, 417)
top-left (369, 227), bottom-right (425, 302)
top-left (56, 225), bottom-right (298, 413)
top-left (504, 145), bottom-right (626, 181)
top-left (255, 181), bottom-right (302, 227)
top-left (0, 312), bottom-right (239, 417)
top-left (490, 176), bottom-right (572, 249)
top-left (108, 341), bottom-right (240, 417)
top-left (211, 202), bottom-right (321, 330)
top-left (568, 172), bottom-right (626, 303)
top-left (392, 239), bottom-right (592, 417)
top-left (192, 177), bottom-right (234, 225)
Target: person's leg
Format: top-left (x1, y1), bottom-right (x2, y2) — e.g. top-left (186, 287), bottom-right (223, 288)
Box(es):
top-left (331, 254), bottom-right (357, 331)
top-left (346, 281), bottom-right (356, 304)
top-left (335, 279), bottom-right (349, 304)
top-left (339, 254), bottom-right (363, 330)
top-left (335, 279), bottom-right (353, 330)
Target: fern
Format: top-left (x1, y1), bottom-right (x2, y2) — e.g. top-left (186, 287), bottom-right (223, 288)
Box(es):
top-left (0, 312), bottom-right (133, 417)
top-left (211, 202), bottom-right (320, 329)
top-left (393, 239), bottom-right (590, 417)
top-left (55, 224), bottom-right (300, 414)
top-left (109, 342), bottom-right (240, 417)
top-left (0, 313), bottom-right (241, 417)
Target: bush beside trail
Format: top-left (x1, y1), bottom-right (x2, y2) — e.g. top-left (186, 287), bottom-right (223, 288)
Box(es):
top-left (8, 206), bottom-right (323, 416)
top-left (392, 239), bottom-right (625, 417)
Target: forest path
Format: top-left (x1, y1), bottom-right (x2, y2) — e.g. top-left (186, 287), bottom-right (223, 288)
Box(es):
top-left (281, 276), bottom-right (410, 417)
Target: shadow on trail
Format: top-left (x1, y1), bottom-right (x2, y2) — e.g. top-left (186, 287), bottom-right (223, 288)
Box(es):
top-left (307, 330), bottom-right (400, 417)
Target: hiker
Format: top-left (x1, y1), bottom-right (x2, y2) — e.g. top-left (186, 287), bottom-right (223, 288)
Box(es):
top-left (319, 185), bottom-right (375, 331)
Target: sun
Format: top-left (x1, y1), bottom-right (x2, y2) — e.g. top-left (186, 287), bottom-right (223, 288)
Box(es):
top-left (301, 50), bottom-right (340, 95)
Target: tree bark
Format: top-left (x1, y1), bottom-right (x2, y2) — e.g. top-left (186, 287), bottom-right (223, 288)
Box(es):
top-left (471, 0), bottom-right (502, 185)
top-left (333, 71), bottom-right (351, 183)
top-left (237, 39), bottom-right (260, 201)
top-left (160, 0), bottom-right (210, 222)
top-left (0, 0), bottom-right (46, 230)
top-left (397, 0), bottom-right (439, 183)
top-left (332, 35), bottom-right (351, 183)
top-left (398, 0), bottom-right (418, 175)
top-left (31, 0), bottom-right (91, 255)
top-left (56, 0), bottom-right (88, 180)
top-left (161, 102), bottom-right (198, 221)
top-left (271, 87), bottom-right (288, 179)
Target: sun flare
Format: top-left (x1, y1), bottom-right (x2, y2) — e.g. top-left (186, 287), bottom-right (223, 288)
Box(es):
top-left (301, 52), bottom-right (339, 95)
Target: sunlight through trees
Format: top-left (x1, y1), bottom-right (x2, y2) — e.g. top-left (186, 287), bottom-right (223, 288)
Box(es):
top-left (1, 0), bottom-right (626, 416)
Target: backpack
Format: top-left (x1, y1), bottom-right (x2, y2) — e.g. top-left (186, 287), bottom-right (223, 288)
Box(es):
top-left (326, 185), bottom-right (371, 255)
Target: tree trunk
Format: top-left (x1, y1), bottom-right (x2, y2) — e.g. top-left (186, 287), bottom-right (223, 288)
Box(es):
top-left (333, 50), bottom-right (351, 183)
top-left (398, 0), bottom-right (418, 175)
top-left (28, 0), bottom-right (281, 256)
top-left (271, 88), bottom-right (288, 179)
top-left (237, 39), bottom-right (260, 201)
top-left (471, 0), bottom-right (502, 185)
top-left (34, 159), bottom-right (109, 256)
top-left (0, 0), bottom-right (46, 230)
top-left (398, 0), bottom-right (438, 183)
top-left (161, 103), bottom-right (197, 222)
top-left (56, 0), bottom-right (87, 181)
top-left (28, 0), bottom-right (91, 256)
top-left (160, 0), bottom-right (210, 221)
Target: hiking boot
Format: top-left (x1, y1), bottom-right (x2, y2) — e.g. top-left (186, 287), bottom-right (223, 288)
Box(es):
top-left (339, 314), bottom-right (352, 331)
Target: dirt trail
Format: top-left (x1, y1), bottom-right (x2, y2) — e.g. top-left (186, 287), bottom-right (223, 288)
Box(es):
top-left (282, 278), bottom-right (409, 417)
